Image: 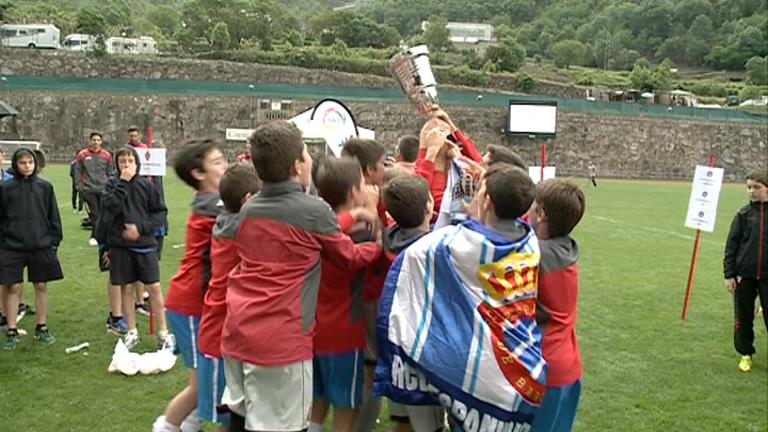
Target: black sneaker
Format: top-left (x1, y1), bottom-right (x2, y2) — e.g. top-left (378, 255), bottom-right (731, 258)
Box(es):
top-left (106, 314), bottom-right (128, 335)
top-left (135, 303), bottom-right (151, 317)
top-left (34, 325), bottom-right (55, 345)
top-left (16, 303), bottom-right (35, 323)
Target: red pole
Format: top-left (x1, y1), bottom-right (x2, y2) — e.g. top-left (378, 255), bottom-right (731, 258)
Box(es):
top-left (540, 143), bottom-right (547, 183)
top-left (146, 127), bottom-right (153, 148)
top-left (682, 152), bottom-right (717, 321)
top-left (681, 231), bottom-right (702, 321)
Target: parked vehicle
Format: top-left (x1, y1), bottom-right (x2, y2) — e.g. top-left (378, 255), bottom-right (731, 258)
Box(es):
top-left (62, 33), bottom-right (97, 51)
top-left (0, 23), bottom-right (60, 49)
top-left (106, 36), bottom-right (157, 55)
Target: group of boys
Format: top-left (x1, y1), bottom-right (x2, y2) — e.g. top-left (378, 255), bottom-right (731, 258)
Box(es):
top-left (144, 105), bottom-right (586, 432)
top-left (0, 107), bottom-right (589, 431)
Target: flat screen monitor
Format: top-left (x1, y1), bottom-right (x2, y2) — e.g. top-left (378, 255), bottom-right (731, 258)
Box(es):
top-left (508, 100), bottom-right (557, 136)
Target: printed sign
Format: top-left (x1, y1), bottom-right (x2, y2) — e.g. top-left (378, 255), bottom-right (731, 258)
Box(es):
top-left (225, 128), bottom-right (254, 142)
top-left (288, 100), bottom-right (359, 157)
top-left (685, 165), bottom-right (724, 232)
top-left (528, 166), bottom-right (557, 184)
top-left (138, 148), bottom-right (166, 176)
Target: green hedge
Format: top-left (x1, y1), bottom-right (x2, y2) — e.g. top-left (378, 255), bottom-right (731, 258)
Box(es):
top-left (200, 48), bottom-right (499, 88)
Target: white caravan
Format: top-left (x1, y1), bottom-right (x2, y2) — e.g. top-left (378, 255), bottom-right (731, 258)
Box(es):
top-left (62, 33), bottom-right (97, 51)
top-left (0, 23), bottom-right (60, 49)
top-left (106, 36), bottom-right (158, 55)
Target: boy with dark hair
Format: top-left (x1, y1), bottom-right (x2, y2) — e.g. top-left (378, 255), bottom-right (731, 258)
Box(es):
top-left (153, 139), bottom-right (228, 432)
top-left (342, 138), bottom-right (387, 188)
top-left (98, 147), bottom-right (171, 350)
top-left (380, 174), bottom-right (445, 432)
top-left (309, 157), bottom-right (374, 432)
top-left (724, 170), bottom-right (768, 373)
top-left (221, 121), bottom-right (381, 432)
top-left (482, 144), bottom-right (527, 170)
top-left (394, 135), bottom-right (420, 174)
top-left (1, 149), bottom-right (63, 349)
top-left (197, 162), bottom-right (261, 431)
top-left (526, 178), bottom-right (586, 432)
top-left (125, 125), bottom-right (166, 317)
top-left (76, 131), bottom-right (113, 246)
top-left (341, 138), bottom-right (390, 431)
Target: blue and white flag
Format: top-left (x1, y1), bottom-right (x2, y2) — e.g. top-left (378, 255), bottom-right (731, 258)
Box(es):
top-left (375, 220), bottom-right (546, 431)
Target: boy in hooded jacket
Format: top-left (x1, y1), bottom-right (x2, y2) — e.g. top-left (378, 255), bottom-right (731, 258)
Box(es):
top-left (0, 148), bottom-right (63, 349)
top-left (97, 147), bottom-right (171, 350)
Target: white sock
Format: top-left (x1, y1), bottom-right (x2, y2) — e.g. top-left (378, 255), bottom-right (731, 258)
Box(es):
top-left (152, 415), bottom-right (180, 432)
top-left (308, 422), bottom-right (324, 432)
top-left (180, 409), bottom-right (200, 432)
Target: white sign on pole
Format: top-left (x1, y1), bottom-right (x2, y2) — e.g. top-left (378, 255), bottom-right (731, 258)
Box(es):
top-left (684, 165), bottom-right (724, 233)
top-left (528, 166), bottom-right (556, 184)
top-left (138, 148), bottom-right (166, 176)
top-left (226, 128), bottom-right (254, 142)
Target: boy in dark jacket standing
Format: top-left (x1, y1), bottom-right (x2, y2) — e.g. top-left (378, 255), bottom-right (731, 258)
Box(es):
top-left (724, 170), bottom-right (768, 373)
top-left (0, 149), bottom-right (63, 349)
top-left (98, 147), bottom-right (172, 351)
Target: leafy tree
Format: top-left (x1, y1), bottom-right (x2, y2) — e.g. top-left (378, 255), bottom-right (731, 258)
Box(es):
top-left (423, 15), bottom-right (451, 52)
top-left (75, 8), bottom-right (107, 37)
top-left (629, 61), bottom-right (655, 91)
top-left (745, 56), bottom-right (768, 85)
top-left (654, 58), bottom-right (674, 91)
top-left (616, 49), bottom-right (642, 70)
top-left (655, 37), bottom-right (685, 63)
top-left (672, 0), bottom-right (713, 29)
top-left (146, 5), bottom-right (180, 38)
top-left (550, 39), bottom-right (587, 69)
top-left (483, 37), bottom-right (526, 73)
top-left (210, 22), bottom-right (231, 51)
top-left (0, 1), bottom-right (13, 21)
top-left (308, 10), bottom-right (400, 49)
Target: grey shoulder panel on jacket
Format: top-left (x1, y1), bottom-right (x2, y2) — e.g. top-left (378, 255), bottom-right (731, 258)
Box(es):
top-left (193, 192), bottom-right (222, 217)
top-left (241, 190), bottom-right (339, 235)
top-left (539, 236), bottom-right (579, 274)
top-left (213, 211), bottom-right (240, 239)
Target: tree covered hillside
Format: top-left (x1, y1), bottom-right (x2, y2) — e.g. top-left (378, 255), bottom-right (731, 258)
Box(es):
top-left (1, 0), bottom-right (766, 75)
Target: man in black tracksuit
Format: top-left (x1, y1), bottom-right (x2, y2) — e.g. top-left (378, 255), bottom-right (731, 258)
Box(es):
top-left (0, 149), bottom-right (63, 349)
top-left (724, 170), bottom-right (768, 373)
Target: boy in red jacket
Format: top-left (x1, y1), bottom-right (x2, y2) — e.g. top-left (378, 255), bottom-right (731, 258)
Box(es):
top-left (309, 157), bottom-right (373, 432)
top-left (197, 163), bottom-right (261, 430)
top-left (221, 121), bottom-right (381, 432)
top-left (526, 179), bottom-right (586, 432)
top-left (154, 139), bottom-right (228, 432)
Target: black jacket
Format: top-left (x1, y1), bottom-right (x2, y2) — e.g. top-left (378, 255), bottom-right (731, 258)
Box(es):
top-left (0, 149), bottom-right (62, 251)
top-left (97, 154), bottom-right (167, 249)
top-left (724, 200), bottom-right (767, 280)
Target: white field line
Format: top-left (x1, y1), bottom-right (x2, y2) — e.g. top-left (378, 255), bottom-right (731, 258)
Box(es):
top-left (592, 215), bottom-right (724, 247)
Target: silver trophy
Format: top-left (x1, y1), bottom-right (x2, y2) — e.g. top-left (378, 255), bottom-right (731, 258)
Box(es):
top-left (388, 45), bottom-right (438, 115)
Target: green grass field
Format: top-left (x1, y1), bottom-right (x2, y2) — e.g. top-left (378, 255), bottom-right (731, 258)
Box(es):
top-left (0, 166), bottom-right (766, 432)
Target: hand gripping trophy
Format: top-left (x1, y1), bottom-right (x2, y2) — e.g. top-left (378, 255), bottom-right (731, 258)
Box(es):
top-left (388, 44), bottom-right (438, 115)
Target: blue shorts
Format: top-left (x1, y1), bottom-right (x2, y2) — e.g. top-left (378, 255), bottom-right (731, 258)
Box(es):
top-left (531, 380), bottom-right (582, 432)
top-left (312, 350), bottom-right (365, 408)
top-left (197, 352), bottom-right (229, 425)
top-left (166, 310), bottom-right (201, 369)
